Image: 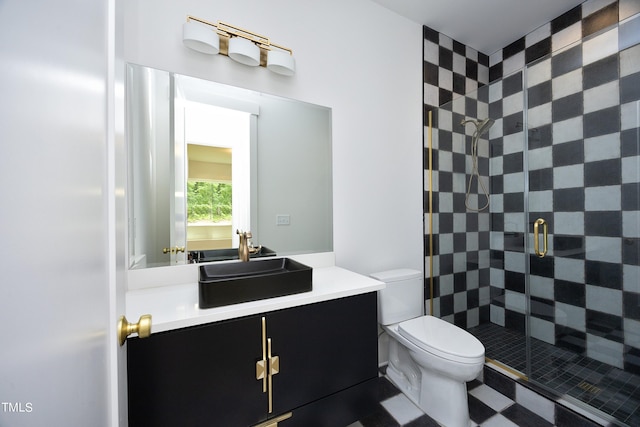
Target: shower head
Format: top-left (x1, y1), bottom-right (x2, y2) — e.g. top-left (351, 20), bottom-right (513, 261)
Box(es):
top-left (461, 118), bottom-right (495, 137)
top-left (476, 118), bottom-right (495, 137)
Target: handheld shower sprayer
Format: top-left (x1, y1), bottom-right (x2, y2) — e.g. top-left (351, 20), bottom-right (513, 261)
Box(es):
top-left (460, 118), bottom-right (494, 212)
top-left (476, 118), bottom-right (495, 137)
top-left (461, 118), bottom-right (495, 138)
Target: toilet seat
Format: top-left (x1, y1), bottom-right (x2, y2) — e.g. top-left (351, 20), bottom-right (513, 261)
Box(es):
top-left (398, 316), bottom-right (484, 364)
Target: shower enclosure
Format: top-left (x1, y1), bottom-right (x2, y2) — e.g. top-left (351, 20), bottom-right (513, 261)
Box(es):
top-left (427, 38), bottom-right (639, 426)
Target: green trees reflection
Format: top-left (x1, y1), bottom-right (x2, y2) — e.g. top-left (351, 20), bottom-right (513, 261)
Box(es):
top-left (187, 181), bottom-right (232, 223)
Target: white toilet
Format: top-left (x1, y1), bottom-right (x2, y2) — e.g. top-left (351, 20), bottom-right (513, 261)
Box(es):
top-left (372, 269), bottom-right (485, 427)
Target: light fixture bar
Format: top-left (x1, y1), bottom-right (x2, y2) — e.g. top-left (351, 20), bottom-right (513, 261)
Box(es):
top-left (185, 15), bottom-right (293, 55)
top-left (269, 42), bottom-right (292, 55)
top-left (217, 21), bottom-right (270, 49)
top-left (186, 15), bottom-right (217, 29)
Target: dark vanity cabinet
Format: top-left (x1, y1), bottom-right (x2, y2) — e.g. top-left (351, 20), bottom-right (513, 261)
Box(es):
top-left (127, 292), bottom-right (379, 427)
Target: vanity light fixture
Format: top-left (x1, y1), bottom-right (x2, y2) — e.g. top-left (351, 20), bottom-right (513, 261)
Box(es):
top-left (182, 15), bottom-right (296, 76)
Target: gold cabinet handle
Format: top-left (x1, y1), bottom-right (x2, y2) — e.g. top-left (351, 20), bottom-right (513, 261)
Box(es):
top-left (256, 317), bottom-right (268, 392)
top-left (117, 314), bottom-right (152, 346)
top-left (534, 218), bottom-right (548, 258)
top-left (267, 338), bottom-right (280, 414)
top-left (255, 317), bottom-right (280, 414)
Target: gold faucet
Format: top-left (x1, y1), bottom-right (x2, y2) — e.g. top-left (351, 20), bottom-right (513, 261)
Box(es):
top-left (237, 230), bottom-right (261, 262)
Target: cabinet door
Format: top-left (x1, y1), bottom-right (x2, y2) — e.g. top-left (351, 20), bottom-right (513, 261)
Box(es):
top-left (127, 315), bottom-right (267, 427)
top-left (267, 292), bottom-right (378, 415)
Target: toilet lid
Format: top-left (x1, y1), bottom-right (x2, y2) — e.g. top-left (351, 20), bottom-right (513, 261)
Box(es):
top-left (398, 316), bottom-right (485, 363)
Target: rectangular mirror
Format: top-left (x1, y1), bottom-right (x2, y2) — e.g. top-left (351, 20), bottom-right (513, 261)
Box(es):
top-left (127, 64), bottom-right (333, 269)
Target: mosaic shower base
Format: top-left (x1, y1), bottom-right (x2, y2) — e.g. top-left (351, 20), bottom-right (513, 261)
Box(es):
top-left (468, 323), bottom-right (640, 426)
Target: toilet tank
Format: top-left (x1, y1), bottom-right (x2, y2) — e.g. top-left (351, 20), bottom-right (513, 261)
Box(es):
top-left (371, 269), bottom-right (423, 325)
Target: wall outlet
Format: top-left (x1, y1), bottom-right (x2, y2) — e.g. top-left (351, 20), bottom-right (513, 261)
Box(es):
top-left (276, 214), bottom-right (290, 226)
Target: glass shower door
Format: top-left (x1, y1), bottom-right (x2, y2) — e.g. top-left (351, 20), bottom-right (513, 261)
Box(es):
top-left (525, 41), bottom-right (640, 425)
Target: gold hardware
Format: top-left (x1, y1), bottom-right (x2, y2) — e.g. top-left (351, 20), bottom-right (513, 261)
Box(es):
top-left (117, 314), bottom-right (152, 346)
top-left (268, 338), bottom-right (274, 413)
top-left (256, 317), bottom-right (280, 414)
top-left (252, 412), bottom-right (293, 427)
top-left (237, 230), bottom-right (262, 261)
top-left (533, 218), bottom-right (548, 258)
top-left (256, 317), bottom-right (268, 392)
top-left (270, 353), bottom-right (280, 376)
top-left (485, 358), bottom-right (528, 380)
top-left (256, 359), bottom-right (266, 383)
top-left (578, 381), bottom-right (601, 394)
top-left (428, 110), bottom-right (434, 316)
top-left (162, 246), bottom-right (185, 254)
top-left (217, 21), bottom-right (271, 50)
top-left (186, 15), bottom-right (293, 69)
top-left (237, 230), bottom-right (252, 262)
top-left (267, 338), bottom-right (281, 413)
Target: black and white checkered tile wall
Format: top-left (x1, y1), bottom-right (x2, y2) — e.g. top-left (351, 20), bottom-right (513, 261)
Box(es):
top-left (424, 0), bottom-right (640, 374)
top-left (423, 21), bottom-right (492, 329)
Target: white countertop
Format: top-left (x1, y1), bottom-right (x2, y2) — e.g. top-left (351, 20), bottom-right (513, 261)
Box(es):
top-left (126, 266), bottom-right (385, 334)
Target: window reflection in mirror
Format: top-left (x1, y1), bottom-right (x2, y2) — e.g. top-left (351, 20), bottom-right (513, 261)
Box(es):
top-left (185, 103), bottom-right (251, 251)
top-left (187, 149), bottom-right (233, 249)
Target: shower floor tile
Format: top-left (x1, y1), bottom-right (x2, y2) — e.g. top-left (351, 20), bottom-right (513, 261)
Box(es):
top-left (468, 323), bottom-right (640, 426)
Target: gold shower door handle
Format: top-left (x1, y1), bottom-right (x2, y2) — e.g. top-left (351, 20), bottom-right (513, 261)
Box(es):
top-left (534, 218), bottom-right (548, 258)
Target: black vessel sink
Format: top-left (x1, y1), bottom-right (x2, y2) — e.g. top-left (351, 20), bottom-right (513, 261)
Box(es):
top-left (190, 246), bottom-right (277, 263)
top-left (198, 258), bottom-right (313, 309)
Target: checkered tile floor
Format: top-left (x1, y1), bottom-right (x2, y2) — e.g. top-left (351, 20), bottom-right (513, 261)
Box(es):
top-left (349, 377), bottom-right (559, 427)
top-left (346, 362), bottom-right (624, 426)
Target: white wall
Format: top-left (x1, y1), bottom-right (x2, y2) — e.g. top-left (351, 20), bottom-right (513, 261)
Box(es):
top-left (123, 0), bottom-right (424, 276)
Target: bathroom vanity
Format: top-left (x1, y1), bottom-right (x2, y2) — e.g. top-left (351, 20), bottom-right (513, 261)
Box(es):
top-left (126, 265), bottom-right (384, 427)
